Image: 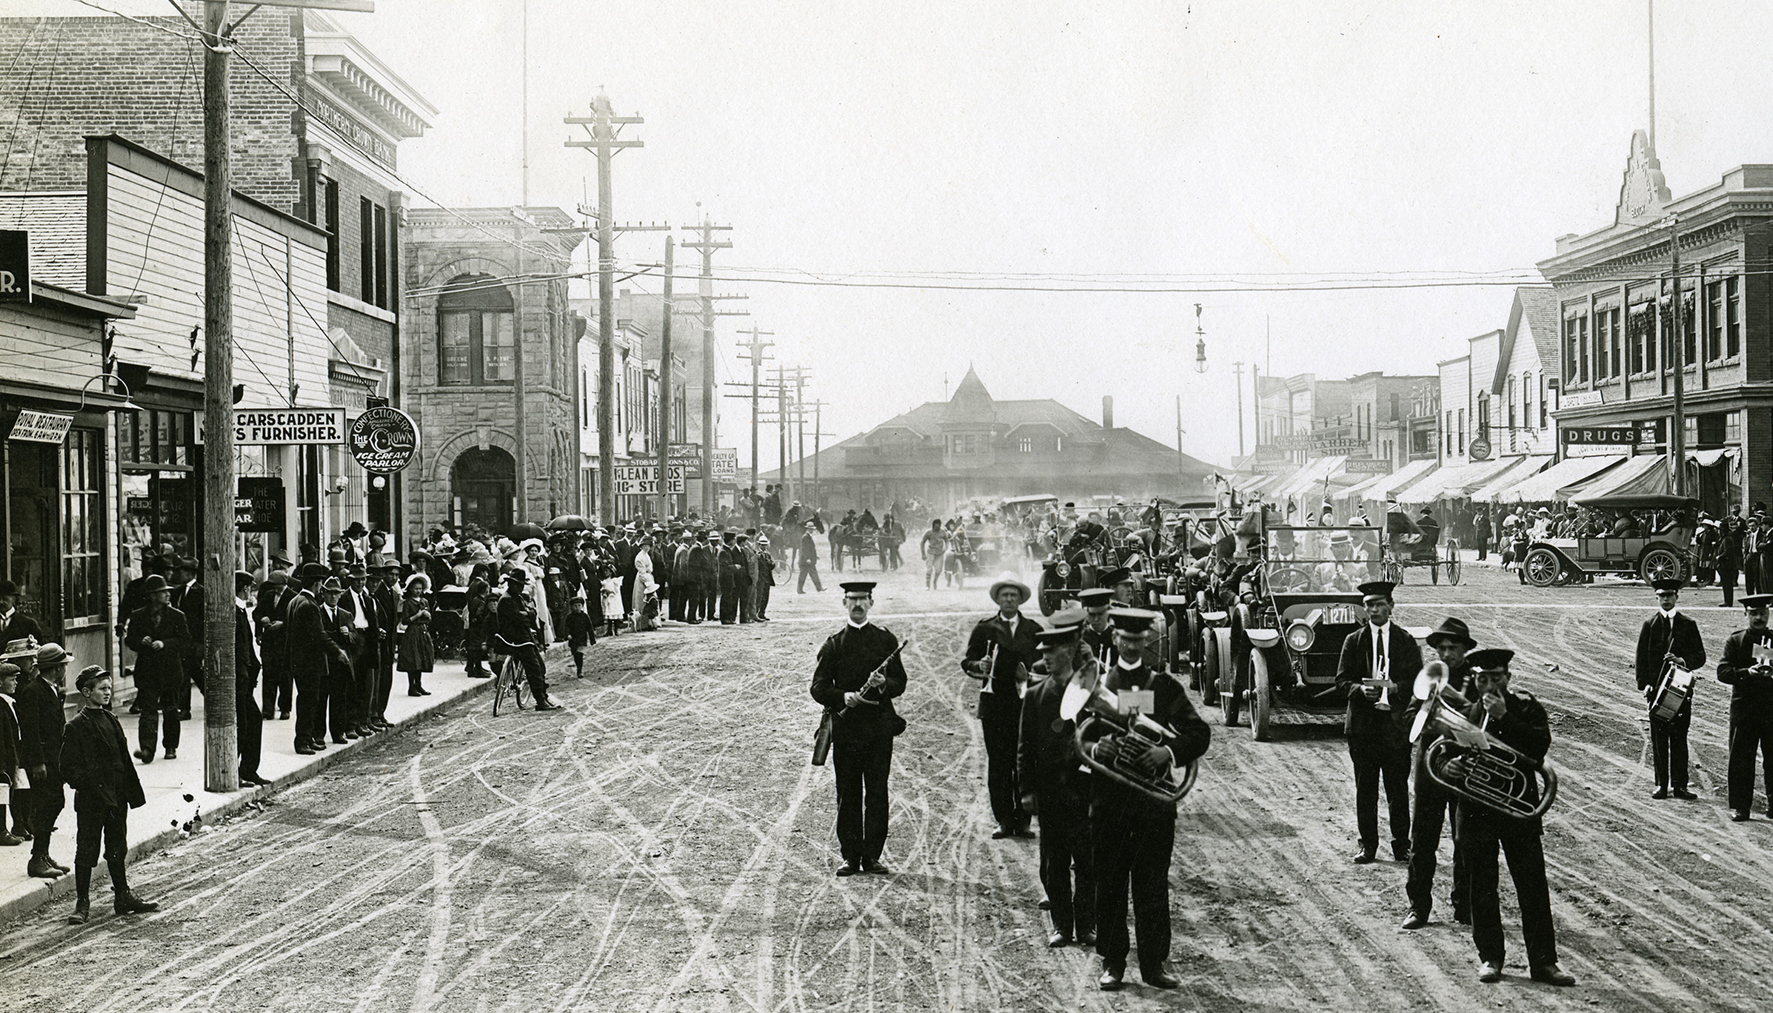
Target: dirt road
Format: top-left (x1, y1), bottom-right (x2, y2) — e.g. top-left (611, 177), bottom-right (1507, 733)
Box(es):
top-left (1, 563), bottom-right (1768, 1012)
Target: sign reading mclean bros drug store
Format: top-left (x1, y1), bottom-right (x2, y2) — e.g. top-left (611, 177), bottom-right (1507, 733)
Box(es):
top-left (233, 408), bottom-right (347, 446)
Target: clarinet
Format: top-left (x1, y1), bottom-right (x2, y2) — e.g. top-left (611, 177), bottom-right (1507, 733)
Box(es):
top-left (840, 639), bottom-right (911, 715)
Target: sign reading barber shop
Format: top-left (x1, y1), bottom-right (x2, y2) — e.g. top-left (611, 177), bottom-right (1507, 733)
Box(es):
top-left (348, 405), bottom-right (420, 474)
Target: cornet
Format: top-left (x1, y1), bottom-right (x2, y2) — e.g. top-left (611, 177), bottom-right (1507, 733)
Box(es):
top-left (1410, 659), bottom-right (1557, 820)
top-left (1059, 674), bottom-right (1198, 804)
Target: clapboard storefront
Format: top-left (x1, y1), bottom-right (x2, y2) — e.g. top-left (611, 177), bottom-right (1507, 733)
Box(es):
top-left (0, 280), bottom-right (135, 674)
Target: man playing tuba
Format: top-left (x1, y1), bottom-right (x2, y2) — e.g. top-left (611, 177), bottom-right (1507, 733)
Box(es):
top-left (1447, 648), bottom-right (1575, 987)
top-left (1080, 608), bottom-right (1210, 992)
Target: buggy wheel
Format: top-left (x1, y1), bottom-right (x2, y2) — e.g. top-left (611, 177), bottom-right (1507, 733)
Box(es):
top-left (1444, 559), bottom-right (1462, 585)
top-left (1037, 571), bottom-right (1063, 616)
top-left (1249, 649), bottom-right (1273, 742)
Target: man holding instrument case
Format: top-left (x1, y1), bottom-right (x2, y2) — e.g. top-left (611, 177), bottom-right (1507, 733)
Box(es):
top-left (811, 581), bottom-right (907, 877)
top-left (1335, 580), bottom-right (1417, 864)
top-left (1635, 578), bottom-right (1706, 800)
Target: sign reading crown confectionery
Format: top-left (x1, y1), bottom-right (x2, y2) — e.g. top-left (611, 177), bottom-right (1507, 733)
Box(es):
top-left (348, 405), bottom-right (420, 474)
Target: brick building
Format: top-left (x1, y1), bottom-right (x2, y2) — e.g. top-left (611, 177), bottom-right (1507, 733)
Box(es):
top-left (1537, 131), bottom-right (1773, 514)
top-left (0, 7), bottom-right (435, 540)
top-left (401, 207), bottom-right (584, 537)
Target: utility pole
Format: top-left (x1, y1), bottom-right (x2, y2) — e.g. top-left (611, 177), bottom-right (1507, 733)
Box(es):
top-left (776, 365), bottom-right (791, 505)
top-left (200, 0), bottom-right (238, 794)
top-left (807, 399), bottom-right (830, 502)
top-left (1668, 214), bottom-right (1686, 495)
top-left (564, 92), bottom-right (642, 526)
top-left (1175, 395), bottom-right (1184, 483)
top-left (791, 369), bottom-right (811, 502)
top-left (657, 236), bottom-right (674, 521)
top-left (1233, 361), bottom-right (1246, 457)
top-left (681, 218), bottom-right (733, 516)
top-left (511, 222), bottom-right (527, 512)
top-left (736, 326), bottom-right (774, 495)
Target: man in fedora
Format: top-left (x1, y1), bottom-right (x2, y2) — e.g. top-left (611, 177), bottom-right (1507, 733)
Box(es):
top-left (17, 642), bottom-right (73, 876)
top-left (962, 572), bottom-right (1041, 838)
top-left (1403, 617), bottom-right (1476, 929)
top-left (167, 556), bottom-right (203, 719)
top-left (1636, 578), bottom-right (1706, 800)
top-left (124, 574), bottom-right (188, 762)
top-left (286, 563), bottom-right (348, 754)
top-left (1335, 580), bottom-right (1417, 864)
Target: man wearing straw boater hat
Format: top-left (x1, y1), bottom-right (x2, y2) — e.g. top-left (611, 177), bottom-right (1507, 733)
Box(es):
top-left (1335, 580), bottom-right (1417, 865)
top-left (962, 572), bottom-right (1041, 839)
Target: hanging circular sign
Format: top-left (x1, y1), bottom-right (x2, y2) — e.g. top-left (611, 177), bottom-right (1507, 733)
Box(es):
top-left (348, 406), bottom-right (419, 474)
top-left (1468, 437), bottom-right (1492, 462)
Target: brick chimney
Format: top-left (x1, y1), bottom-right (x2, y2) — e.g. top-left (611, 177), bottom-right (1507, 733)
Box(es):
top-left (1102, 395), bottom-right (1114, 429)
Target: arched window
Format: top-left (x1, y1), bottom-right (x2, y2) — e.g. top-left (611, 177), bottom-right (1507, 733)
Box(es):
top-left (438, 275), bottom-right (515, 385)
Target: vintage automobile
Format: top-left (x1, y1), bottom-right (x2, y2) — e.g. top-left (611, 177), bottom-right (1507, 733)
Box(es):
top-left (1519, 493), bottom-right (1698, 587)
top-left (1203, 523), bottom-right (1426, 741)
top-left (1036, 529), bottom-right (1107, 615)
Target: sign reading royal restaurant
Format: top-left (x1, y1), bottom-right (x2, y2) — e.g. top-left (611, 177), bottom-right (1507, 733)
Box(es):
top-left (233, 407), bottom-right (348, 445)
top-left (6, 409), bottom-right (72, 444)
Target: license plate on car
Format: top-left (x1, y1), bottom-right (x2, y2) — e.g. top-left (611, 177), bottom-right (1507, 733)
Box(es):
top-left (1327, 605), bottom-right (1357, 624)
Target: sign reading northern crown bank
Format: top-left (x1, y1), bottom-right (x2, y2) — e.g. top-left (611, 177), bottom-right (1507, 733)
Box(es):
top-left (234, 408), bottom-right (347, 445)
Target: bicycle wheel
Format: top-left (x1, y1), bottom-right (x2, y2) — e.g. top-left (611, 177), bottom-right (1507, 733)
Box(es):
top-left (511, 668), bottom-right (530, 710)
top-left (492, 664), bottom-right (510, 716)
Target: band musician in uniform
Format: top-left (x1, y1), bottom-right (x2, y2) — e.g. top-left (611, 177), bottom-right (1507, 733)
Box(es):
top-left (1717, 593), bottom-right (1773, 822)
top-left (1448, 648), bottom-right (1574, 987)
top-left (1636, 578), bottom-right (1705, 800)
top-left (1335, 580), bottom-right (1417, 864)
top-left (1082, 608), bottom-right (1209, 992)
top-left (1402, 616), bottom-right (1475, 929)
top-left (963, 574), bottom-right (1040, 839)
top-left (810, 581), bottom-right (907, 876)
top-left (1017, 608), bottom-right (1096, 949)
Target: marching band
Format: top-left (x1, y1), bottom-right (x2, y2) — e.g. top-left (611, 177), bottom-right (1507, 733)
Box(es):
top-left (796, 507), bottom-right (1773, 995)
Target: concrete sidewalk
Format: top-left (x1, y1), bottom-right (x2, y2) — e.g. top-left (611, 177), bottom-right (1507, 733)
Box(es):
top-left (0, 655), bottom-right (515, 927)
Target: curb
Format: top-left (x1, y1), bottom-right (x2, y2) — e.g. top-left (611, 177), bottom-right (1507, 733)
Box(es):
top-left (0, 668), bottom-right (504, 929)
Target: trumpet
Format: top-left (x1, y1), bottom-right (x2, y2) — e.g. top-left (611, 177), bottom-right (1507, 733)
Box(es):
top-left (1410, 659), bottom-right (1557, 820)
top-left (1059, 672), bottom-right (1198, 805)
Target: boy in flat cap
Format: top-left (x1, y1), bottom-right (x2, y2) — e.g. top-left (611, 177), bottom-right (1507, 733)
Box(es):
top-left (1717, 593), bottom-right (1773, 822)
top-left (1335, 580), bottom-right (1417, 864)
top-left (1635, 578), bottom-right (1705, 800)
top-left (1084, 608), bottom-right (1209, 992)
top-left (1449, 649), bottom-right (1573, 987)
top-left (17, 643), bottom-right (72, 877)
top-left (810, 581), bottom-right (906, 877)
top-left (61, 666), bottom-right (158, 924)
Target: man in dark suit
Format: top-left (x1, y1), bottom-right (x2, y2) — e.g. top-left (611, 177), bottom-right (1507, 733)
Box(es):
top-left (1017, 609), bottom-right (1096, 949)
top-left (810, 581), bottom-right (907, 876)
top-left (717, 531), bottom-right (751, 625)
top-left (0, 579), bottom-right (44, 647)
top-left (1082, 608), bottom-right (1210, 992)
top-left (369, 560), bottom-right (401, 730)
top-left (1335, 580), bottom-right (1418, 864)
top-left (17, 643), bottom-right (72, 878)
top-left (1716, 593), bottom-right (1773, 822)
top-left (962, 574), bottom-right (1041, 838)
top-left (336, 563), bottom-right (379, 739)
top-left (254, 572), bottom-right (294, 720)
top-left (285, 564), bottom-right (347, 755)
top-left (167, 556), bottom-right (204, 718)
top-left (123, 575), bottom-right (188, 763)
top-left (797, 521), bottom-right (825, 594)
top-left (1636, 578), bottom-right (1706, 800)
top-left (233, 572), bottom-right (269, 785)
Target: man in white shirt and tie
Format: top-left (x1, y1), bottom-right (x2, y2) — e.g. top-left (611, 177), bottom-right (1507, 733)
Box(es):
top-left (1336, 580), bottom-right (1419, 864)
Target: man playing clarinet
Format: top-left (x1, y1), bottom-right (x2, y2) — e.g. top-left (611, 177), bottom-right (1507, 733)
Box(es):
top-left (810, 581), bottom-right (908, 876)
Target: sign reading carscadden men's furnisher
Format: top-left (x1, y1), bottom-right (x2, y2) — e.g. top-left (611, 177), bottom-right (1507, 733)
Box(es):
top-left (233, 408), bottom-right (347, 445)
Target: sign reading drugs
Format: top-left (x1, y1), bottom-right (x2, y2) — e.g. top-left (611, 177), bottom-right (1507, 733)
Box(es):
top-left (614, 464), bottom-right (686, 495)
top-left (1561, 425), bottom-right (1646, 447)
top-left (233, 407), bottom-right (347, 445)
top-left (348, 406), bottom-right (419, 473)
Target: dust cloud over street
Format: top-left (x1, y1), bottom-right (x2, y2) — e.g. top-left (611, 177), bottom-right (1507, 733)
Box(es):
top-left (2, 565), bottom-right (1769, 1012)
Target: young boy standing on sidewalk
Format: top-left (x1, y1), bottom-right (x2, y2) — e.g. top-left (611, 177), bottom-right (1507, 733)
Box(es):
top-left (60, 666), bottom-right (158, 925)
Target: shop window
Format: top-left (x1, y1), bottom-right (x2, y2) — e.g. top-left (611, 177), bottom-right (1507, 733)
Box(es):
top-left (117, 409), bottom-right (194, 466)
top-left (438, 276), bottom-right (516, 385)
top-left (61, 429), bottom-right (104, 623)
top-left (1696, 413), bottom-right (1728, 448)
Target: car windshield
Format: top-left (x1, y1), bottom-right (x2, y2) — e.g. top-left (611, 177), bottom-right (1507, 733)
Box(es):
top-left (1263, 525), bottom-right (1381, 594)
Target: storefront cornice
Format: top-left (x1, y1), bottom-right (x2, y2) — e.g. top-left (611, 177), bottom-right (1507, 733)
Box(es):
top-left (1539, 196), bottom-right (1773, 281)
top-left (1552, 382), bottom-right (1773, 420)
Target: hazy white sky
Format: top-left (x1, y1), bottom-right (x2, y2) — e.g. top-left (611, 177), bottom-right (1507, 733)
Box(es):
top-left (20, 0), bottom-right (1773, 471)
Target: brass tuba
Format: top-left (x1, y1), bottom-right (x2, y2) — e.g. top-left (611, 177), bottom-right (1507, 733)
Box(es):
top-left (1059, 674), bottom-right (1198, 804)
top-left (1410, 659), bottom-right (1557, 820)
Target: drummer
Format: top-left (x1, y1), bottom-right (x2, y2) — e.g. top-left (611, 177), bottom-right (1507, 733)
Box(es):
top-left (1634, 578), bottom-right (1706, 800)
